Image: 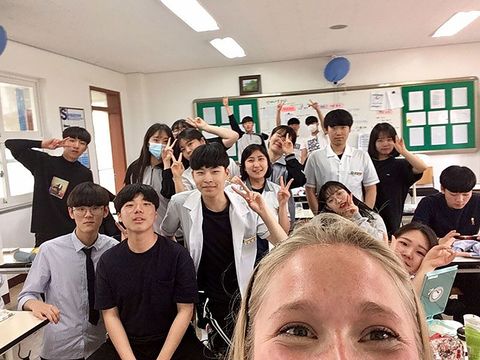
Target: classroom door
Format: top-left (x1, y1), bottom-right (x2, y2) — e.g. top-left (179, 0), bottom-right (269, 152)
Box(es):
top-left (90, 87), bottom-right (127, 194)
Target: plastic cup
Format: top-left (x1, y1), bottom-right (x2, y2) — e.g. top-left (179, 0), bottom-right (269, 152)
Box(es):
top-left (464, 314), bottom-right (480, 360)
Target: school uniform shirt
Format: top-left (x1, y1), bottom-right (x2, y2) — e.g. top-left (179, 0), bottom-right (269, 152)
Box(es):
top-left (412, 192), bottom-right (480, 237)
top-left (293, 137), bottom-right (306, 162)
top-left (160, 186), bottom-right (269, 297)
top-left (17, 232), bottom-right (118, 360)
top-left (304, 144), bottom-right (379, 201)
top-left (305, 132), bottom-right (329, 155)
top-left (237, 133), bottom-right (265, 157)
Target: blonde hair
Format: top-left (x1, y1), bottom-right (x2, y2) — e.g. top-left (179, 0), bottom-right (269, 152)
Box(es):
top-left (228, 213), bottom-right (432, 360)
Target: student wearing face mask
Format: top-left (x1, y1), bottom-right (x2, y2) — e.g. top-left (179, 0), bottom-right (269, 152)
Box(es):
top-left (124, 123), bottom-right (174, 232)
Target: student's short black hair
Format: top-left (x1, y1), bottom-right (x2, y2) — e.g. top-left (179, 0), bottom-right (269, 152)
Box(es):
top-left (394, 222), bottom-right (438, 250)
top-left (440, 166), bottom-right (476, 193)
top-left (305, 116), bottom-right (318, 126)
top-left (172, 119), bottom-right (193, 134)
top-left (287, 118), bottom-right (300, 126)
top-left (270, 125), bottom-right (297, 145)
top-left (240, 144), bottom-right (272, 181)
top-left (62, 126), bottom-right (91, 144)
top-left (190, 143), bottom-right (229, 170)
top-left (368, 122), bottom-right (399, 159)
top-left (114, 184), bottom-right (160, 213)
top-left (324, 109), bottom-right (353, 129)
top-left (67, 182), bottom-right (110, 208)
top-left (177, 128), bottom-right (204, 143)
top-left (241, 116), bottom-right (254, 124)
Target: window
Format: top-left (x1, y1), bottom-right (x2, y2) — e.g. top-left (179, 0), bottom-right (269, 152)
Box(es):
top-left (0, 74), bottom-right (42, 210)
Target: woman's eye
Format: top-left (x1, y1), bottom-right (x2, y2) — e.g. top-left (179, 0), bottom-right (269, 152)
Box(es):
top-left (416, 251), bottom-right (426, 257)
top-left (359, 327), bottom-right (399, 342)
top-left (279, 324), bottom-right (316, 339)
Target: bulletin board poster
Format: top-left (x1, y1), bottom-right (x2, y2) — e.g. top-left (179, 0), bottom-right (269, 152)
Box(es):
top-left (401, 81), bottom-right (476, 152)
top-left (59, 107), bottom-right (90, 168)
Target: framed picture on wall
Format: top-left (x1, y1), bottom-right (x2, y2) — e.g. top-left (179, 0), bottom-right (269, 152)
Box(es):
top-left (239, 75), bottom-right (262, 95)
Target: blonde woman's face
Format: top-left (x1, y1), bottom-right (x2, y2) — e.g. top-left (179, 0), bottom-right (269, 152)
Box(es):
top-left (251, 245), bottom-right (420, 360)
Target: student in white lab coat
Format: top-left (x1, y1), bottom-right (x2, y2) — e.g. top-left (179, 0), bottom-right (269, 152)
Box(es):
top-left (160, 142), bottom-right (287, 354)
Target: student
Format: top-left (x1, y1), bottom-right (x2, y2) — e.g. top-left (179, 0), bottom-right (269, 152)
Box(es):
top-left (171, 119), bottom-right (191, 139)
top-left (317, 181), bottom-right (387, 241)
top-left (164, 121), bottom-right (240, 194)
top-left (304, 109), bottom-right (379, 213)
top-left (93, 184), bottom-right (210, 360)
top-left (413, 165), bottom-right (480, 319)
top-left (368, 123), bottom-right (427, 235)
top-left (6, 126), bottom-right (94, 246)
top-left (224, 97), bottom-right (267, 157)
top-left (237, 144), bottom-right (292, 260)
top-left (267, 125), bottom-right (306, 223)
top-left (17, 182), bottom-right (118, 360)
top-left (286, 117), bottom-right (307, 164)
top-left (161, 143), bottom-right (288, 353)
top-left (124, 123), bottom-right (173, 232)
top-left (228, 213), bottom-right (432, 360)
top-left (391, 222), bottom-right (456, 294)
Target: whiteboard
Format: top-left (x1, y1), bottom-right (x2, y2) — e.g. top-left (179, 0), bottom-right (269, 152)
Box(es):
top-left (257, 87), bottom-right (403, 151)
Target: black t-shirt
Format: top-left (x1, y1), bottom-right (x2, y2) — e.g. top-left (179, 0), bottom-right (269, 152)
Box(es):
top-left (413, 192), bottom-right (480, 237)
top-left (374, 157), bottom-right (422, 235)
top-left (95, 235), bottom-right (198, 338)
top-left (197, 200), bottom-right (239, 305)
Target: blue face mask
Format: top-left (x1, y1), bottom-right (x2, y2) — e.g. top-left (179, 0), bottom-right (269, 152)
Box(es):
top-left (148, 142), bottom-right (164, 159)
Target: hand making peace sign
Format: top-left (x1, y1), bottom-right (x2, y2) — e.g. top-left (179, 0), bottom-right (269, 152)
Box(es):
top-left (186, 116), bottom-right (207, 131)
top-left (277, 177), bottom-right (293, 207)
top-left (232, 178), bottom-right (268, 216)
top-left (282, 133), bottom-right (294, 155)
top-left (170, 153), bottom-right (185, 178)
top-left (161, 137), bottom-right (177, 168)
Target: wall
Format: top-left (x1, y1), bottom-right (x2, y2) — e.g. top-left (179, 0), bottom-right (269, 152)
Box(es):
top-left (0, 42), bottom-right (129, 248)
top-left (126, 42), bottom-right (480, 186)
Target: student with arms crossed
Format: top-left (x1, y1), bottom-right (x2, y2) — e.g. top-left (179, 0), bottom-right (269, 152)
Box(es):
top-left (368, 123), bottom-right (427, 235)
top-left (161, 143), bottom-right (288, 354)
top-left (413, 165), bottom-right (480, 320)
top-left (92, 183), bottom-right (210, 360)
top-left (17, 182), bottom-right (118, 360)
top-left (304, 109), bottom-right (379, 213)
top-left (6, 126), bottom-right (94, 246)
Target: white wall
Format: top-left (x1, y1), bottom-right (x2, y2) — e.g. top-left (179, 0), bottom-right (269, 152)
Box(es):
top-left (0, 42), bottom-right (129, 248)
top-left (125, 42), bottom-right (480, 186)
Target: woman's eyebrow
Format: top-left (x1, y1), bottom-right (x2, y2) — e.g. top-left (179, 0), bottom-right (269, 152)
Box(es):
top-left (360, 301), bottom-right (401, 321)
top-left (268, 300), bottom-right (318, 320)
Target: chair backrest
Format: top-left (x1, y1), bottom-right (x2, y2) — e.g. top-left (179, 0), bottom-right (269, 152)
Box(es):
top-left (415, 166), bottom-right (434, 186)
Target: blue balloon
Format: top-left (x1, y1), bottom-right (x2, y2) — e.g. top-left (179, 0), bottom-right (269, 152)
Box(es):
top-left (0, 26), bottom-right (7, 56)
top-left (324, 57), bottom-right (350, 84)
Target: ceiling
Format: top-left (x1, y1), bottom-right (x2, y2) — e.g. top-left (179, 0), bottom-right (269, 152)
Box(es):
top-left (1, 0), bottom-right (480, 74)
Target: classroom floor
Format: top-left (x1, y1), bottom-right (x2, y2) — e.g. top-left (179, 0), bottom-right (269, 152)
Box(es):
top-left (3, 283), bottom-right (43, 360)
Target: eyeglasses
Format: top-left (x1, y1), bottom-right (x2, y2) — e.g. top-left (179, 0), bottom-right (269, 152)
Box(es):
top-left (72, 206), bottom-right (104, 216)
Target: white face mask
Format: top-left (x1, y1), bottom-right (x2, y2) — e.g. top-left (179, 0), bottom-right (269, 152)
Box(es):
top-left (308, 124), bottom-right (318, 133)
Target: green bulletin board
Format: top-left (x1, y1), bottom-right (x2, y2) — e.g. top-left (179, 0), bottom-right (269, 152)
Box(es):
top-left (195, 98), bottom-right (259, 160)
top-left (402, 80), bottom-right (476, 151)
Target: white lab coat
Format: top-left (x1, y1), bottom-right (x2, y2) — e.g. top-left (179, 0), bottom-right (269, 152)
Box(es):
top-left (160, 186), bottom-right (269, 297)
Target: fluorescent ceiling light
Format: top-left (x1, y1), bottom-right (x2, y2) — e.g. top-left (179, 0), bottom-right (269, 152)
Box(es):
top-left (210, 37), bottom-right (246, 59)
top-left (432, 11), bottom-right (480, 37)
top-left (160, 0), bottom-right (219, 32)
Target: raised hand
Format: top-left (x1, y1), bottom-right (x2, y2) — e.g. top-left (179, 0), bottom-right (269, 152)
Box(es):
top-left (393, 135), bottom-right (407, 155)
top-left (276, 100), bottom-right (286, 112)
top-left (422, 244), bottom-right (457, 270)
top-left (186, 116), bottom-right (207, 131)
top-left (161, 137), bottom-right (177, 168)
top-left (170, 153), bottom-right (185, 178)
top-left (41, 137), bottom-right (73, 150)
top-left (308, 99), bottom-right (320, 110)
top-left (222, 97), bottom-right (229, 107)
top-left (277, 177), bottom-right (293, 206)
top-left (282, 133), bottom-right (294, 155)
top-left (232, 179), bottom-right (267, 215)
top-left (341, 193), bottom-right (359, 218)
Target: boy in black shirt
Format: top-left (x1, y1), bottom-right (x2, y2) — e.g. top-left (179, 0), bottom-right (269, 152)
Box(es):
top-left (93, 184), bottom-right (210, 360)
top-left (6, 126), bottom-right (93, 246)
top-left (161, 143), bottom-right (287, 353)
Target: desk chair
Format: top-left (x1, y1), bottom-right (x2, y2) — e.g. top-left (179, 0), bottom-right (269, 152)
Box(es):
top-left (409, 166), bottom-right (439, 203)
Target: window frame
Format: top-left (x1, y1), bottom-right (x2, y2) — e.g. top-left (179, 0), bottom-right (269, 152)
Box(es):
top-left (0, 73), bottom-right (43, 212)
